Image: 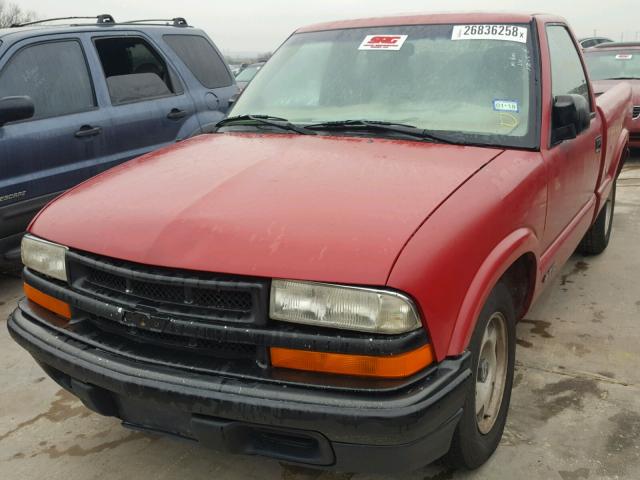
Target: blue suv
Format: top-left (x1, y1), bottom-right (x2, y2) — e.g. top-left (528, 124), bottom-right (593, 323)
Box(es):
top-left (0, 15), bottom-right (237, 260)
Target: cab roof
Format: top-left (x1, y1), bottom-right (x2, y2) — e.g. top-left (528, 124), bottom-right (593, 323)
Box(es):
top-left (296, 12), bottom-right (561, 33)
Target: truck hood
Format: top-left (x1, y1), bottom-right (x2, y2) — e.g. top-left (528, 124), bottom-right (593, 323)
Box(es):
top-left (31, 133), bottom-right (502, 285)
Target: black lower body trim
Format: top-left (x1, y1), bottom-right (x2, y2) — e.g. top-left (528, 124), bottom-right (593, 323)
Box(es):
top-left (8, 305), bottom-right (471, 473)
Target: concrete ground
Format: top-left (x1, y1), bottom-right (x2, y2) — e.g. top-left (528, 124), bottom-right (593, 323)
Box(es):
top-left (1, 165), bottom-right (639, 480)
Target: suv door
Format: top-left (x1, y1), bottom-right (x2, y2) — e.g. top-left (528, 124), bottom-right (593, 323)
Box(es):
top-left (541, 24), bottom-right (603, 251)
top-left (0, 37), bottom-right (108, 256)
top-left (87, 33), bottom-right (199, 162)
top-left (162, 33), bottom-right (237, 131)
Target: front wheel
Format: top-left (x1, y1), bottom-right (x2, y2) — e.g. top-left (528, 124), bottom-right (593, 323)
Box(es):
top-left (578, 181), bottom-right (616, 255)
top-left (446, 282), bottom-right (516, 469)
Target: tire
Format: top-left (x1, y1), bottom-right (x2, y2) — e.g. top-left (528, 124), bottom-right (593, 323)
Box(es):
top-left (446, 282), bottom-right (516, 469)
top-left (578, 181), bottom-right (616, 255)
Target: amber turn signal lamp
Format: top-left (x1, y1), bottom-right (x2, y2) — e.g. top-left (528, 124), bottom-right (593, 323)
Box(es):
top-left (24, 283), bottom-right (71, 320)
top-left (270, 344), bottom-right (434, 378)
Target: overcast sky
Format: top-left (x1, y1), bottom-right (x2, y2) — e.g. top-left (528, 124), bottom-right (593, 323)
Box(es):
top-left (15, 0), bottom-right (640, 54)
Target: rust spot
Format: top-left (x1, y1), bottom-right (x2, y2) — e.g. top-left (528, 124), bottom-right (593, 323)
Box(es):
top-left (37, 431), bottom-right (149, 459)
top-left (513, 372), bottom-right (524, 388)
top-left (534, 378), bottom-right (605, 421)
top-left (591, 310), bottom-right (605, 323)
top-left (559, 468), bottom-right (590, 480)
top-left (607, 410), bottom-right (640, 454)
top-left (560, 261), bottom-right (589, 286)
top-left (564, 342), bottom-right (592, 357)
top-left (520, 319), bottom-right (554, 339)
top-left (0, 389), bottom-right (90, 443)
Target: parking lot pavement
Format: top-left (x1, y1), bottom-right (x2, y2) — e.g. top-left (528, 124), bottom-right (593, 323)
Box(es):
top-left (1, 164), bottom-right (639, 480)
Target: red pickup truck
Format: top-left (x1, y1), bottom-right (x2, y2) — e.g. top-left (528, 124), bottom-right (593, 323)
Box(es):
top-left (8, 13), bottom-right (631, 473)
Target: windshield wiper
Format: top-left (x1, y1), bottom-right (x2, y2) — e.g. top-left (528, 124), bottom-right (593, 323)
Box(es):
top-left (603, 77), bottom-right (640, 80)
top-left (216, 115), bottom-right (316, 135)
top-left (305, 120), bottom-right (459, 144)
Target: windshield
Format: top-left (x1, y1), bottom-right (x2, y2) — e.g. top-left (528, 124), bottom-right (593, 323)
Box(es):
top-left (231, 24), bottom-right (538, 148)
top-left (584, 50), bottom-right (640, 80)
top-left (236, 64), bottom-right (262, 82)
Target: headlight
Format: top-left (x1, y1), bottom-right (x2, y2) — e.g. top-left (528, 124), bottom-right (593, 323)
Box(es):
top-left (270, 280), bottom-right (422, 334)
top-left (21, 234), bottom-right (68, 282)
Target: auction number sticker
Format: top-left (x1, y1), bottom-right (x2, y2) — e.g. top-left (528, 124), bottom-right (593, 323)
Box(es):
top-left (359, 34), bottom-right (408, 51)
top-left (452, 25), bottom-right (528, 44)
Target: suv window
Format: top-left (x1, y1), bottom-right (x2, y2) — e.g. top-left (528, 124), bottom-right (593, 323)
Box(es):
top-left (547, 26), bottom-right (590, 108)
top-left (94, 37), bottom-right (180, 104)
top-left (164, 34), bottom-right (233, 89)
top-left (0, 40), bottom-right (95, 120)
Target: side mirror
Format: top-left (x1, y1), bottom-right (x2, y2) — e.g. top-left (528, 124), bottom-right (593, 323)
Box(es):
top-left (551, 94), bottom-right (591, 144)
top-left (228, 93), bottom-right (239, 108)
top-left (0, 96), bottom-right (35, 126)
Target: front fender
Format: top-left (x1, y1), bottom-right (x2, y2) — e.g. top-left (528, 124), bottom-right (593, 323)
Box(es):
top-left (386, 150), bottom-right (546, 361)
top-left (447, 228), bottom-right (539, 356)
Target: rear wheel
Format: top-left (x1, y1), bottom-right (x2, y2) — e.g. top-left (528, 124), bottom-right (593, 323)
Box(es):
top-left (446, 282), bottom-right (516, 469)
top-left (579, 182), bottom-right (616, 255)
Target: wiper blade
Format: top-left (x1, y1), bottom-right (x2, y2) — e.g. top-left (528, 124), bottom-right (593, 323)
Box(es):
top-left (216, 115), bottom-right (316, 135)
top-left (305, 120), bottom-right (459, 144)
top-left (603, 77), bottom-right (640, 80)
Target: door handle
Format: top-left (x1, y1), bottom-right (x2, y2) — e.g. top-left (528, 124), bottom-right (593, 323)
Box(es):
top-left (167, 108), bottom-right (187, 120)
top-left (75, 125), bottom-right (102, 138)
top-left (595, 136), bottom-right (602, 153)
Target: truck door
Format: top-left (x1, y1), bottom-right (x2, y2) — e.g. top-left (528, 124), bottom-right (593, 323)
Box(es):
top-left (0, 37), bottom-right (109, 256)
top-left (541, 24), bottom-right (603, 251)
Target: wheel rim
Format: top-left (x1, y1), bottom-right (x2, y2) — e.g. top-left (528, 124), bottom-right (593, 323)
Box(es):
top-left (475, 312), bottom-right (508, 435)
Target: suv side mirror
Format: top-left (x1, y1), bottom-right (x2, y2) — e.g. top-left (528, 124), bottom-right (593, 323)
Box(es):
top-left (0, 96), bottom-right (35, 126)
top-left (551, 94), bottom-right (591, 144)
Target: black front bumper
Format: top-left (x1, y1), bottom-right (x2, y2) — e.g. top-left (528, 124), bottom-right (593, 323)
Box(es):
top-left (8, 301), bottom-right (471, 473)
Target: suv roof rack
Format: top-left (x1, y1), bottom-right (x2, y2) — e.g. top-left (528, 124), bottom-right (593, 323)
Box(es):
top-left (10, 15), bottom-right (189, 29)
top-left (11, 14), bottom-right (115, 28)
top-left (120, 18), bottom-right (188, 27)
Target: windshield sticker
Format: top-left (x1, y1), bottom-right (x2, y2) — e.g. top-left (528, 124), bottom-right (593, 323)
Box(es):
top-left (452, 25), bottom-right (528, 44)
top-left (616, 54), bottom-right (633, 60)
top-left (359, 35), bottom-right (408, 51)
top-left (493, 99), bottom-right (520, 113)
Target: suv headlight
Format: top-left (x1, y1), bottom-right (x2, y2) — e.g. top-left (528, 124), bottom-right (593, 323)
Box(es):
top-left (270, 279), bottom-right (422, 334)
top-left (21, 234), bottom-right (68, 282)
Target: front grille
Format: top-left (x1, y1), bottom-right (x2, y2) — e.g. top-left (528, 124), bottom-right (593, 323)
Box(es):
top-left (86, 268), bottom-right (253, 313)
top-left (633, 106), bottom-right (640, 119)
top-left (67, 250), bottom-right (269, 325)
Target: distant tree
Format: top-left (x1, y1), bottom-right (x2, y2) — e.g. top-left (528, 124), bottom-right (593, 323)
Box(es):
top-left (0, 1), bottom-right (38, 28)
